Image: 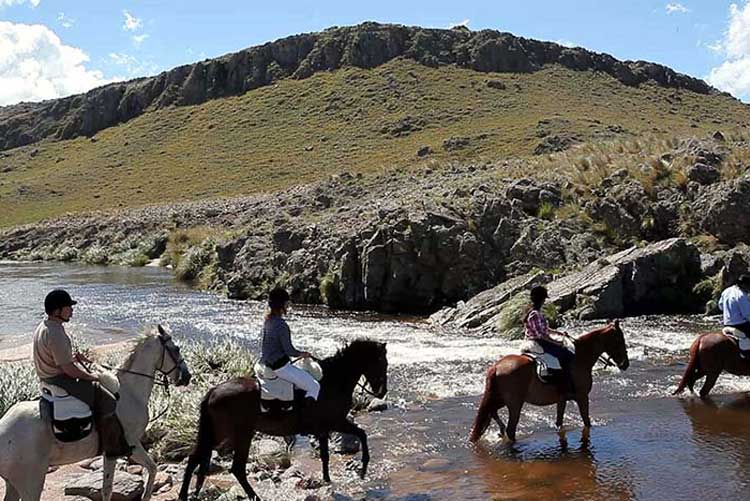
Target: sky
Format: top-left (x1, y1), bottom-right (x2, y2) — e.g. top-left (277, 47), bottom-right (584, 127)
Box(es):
top-left (1, 1), bottom-right (750, 106)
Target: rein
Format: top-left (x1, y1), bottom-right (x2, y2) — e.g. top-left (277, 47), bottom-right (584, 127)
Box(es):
top-left (562, 332), bottom-right (617, 368)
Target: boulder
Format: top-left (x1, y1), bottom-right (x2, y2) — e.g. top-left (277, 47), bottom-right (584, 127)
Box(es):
top-left (693, 176), bottom-right (750, 245)
top-left (65, 472), bottom-right (144, 501)
top-left (686, 163), bottom-right (721, 185)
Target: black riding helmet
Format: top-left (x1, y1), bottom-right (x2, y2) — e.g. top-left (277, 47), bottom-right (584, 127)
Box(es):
top-left (268, 288), bottom-right (290, 310)
top-left (44, 289), bottom-right (77, 315)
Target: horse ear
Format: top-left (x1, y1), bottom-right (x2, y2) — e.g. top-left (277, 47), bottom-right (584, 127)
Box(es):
top-left (614, 319), bottom-right (620, 328)
top-left (157, 324), bottom-right (166, 337)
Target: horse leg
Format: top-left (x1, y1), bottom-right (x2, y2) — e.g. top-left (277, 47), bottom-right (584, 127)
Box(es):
top-left (230, 434), bottom-right (259, 501)
top-left (332, 420), bottom-right (370, 479)
top-left (491, 409), bottom-right (506, 437)
top-left (15, 464), bottom-right (47, 501)
top-left (700, 371), bottom-right (721, 398)
top-left (317, 432), bottom-right (332, 483)
top-left (3, 480), bottom-right (19, 501)
top-left (556, 400), bottom-right (567, 429)
top-left (129, 443), bottom-right (157, 501)
top-left (576, 396), bottom-right (592, 429)
top-left (101, 457), bottom-right (117, 501)
top-left (505, 400), bottom-right (523, 443)
top-left (179, 452), bottom-right (201, 501)
top-left (469, 391), bottom-right (502, 442)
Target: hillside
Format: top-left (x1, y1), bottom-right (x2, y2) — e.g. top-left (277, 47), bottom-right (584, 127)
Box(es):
top-left (0, 23), bottom-right (748, 228)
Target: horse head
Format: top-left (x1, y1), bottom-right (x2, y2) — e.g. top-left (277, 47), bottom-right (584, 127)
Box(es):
top-left (358, 340), bottom-right (388, 398)
top-left (156, 324), bottom-right (192, 386)
top-left (603, 319), bottom-right (629, 371)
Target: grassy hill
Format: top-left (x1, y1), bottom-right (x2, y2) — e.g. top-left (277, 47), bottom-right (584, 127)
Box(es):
top-left (0, 57), bottom-right (747, 228)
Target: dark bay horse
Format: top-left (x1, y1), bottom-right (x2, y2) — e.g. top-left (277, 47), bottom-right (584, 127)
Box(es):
top-left (673, 331), bottom-right (750, 398)
top-left (178, 339), bottom-right (387, 501)
top-left (470, 321), bottom-right (629, 443)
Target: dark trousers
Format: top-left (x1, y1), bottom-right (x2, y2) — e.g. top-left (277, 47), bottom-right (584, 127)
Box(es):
top-left (728, 322), bottom-right (750, 337)
top-left (537, 339), bottom-right (576, 395)
top-left (42, 375), bottom-right (117, 417)
top-left (43, 375), bottom-right (130, 456)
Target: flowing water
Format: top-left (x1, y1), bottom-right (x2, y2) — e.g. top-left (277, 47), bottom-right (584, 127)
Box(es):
top-left (2, 261), bottom-right (750, 500)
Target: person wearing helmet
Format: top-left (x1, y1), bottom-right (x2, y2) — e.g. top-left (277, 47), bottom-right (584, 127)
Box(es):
top-left (524, 285), bottom-right (576, 398)
top-left (33, 289), bottom-right (132, 457)
top-left (260, 288), bottom-right (320, 404)
top-left (718, 274), bottom-right (750, 356)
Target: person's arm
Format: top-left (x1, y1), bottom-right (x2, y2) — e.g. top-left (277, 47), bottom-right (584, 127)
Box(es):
top-left (278, 321), bottom-right (305, 358)
top-left (60, 363), bottom-right (98, 381)
top-left (739, 294), bottom-right (750, 323)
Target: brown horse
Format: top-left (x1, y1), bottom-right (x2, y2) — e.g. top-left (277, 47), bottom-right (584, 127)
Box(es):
top-left (178, 339), bottom-right (387, 501)
top-left (673, 331), bottom-right (750, 398)
top-left (469, 321), bottom-right (629, 443)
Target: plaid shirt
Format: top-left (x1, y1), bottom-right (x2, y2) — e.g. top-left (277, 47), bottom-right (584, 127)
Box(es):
top-left (524, 309), bottom-right (550, 341)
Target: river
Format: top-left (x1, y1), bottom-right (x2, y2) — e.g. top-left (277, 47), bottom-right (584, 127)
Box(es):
top-left (2, 261), bottom-right (749, 500)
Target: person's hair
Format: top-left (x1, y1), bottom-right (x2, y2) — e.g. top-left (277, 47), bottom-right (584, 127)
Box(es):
top-left (738, 274), bottom-right (750, 290)
top-left (265, 288), bottom-right (290, 320)
top-left (524, 286), bottom-right (548, 323)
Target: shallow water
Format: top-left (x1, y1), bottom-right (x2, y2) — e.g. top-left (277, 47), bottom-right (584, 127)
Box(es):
top-left (2, 261), bottom-right (750, 500)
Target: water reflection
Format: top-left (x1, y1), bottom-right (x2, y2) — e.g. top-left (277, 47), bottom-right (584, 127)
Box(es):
top-left (473, 429), bottom-right (634, 500)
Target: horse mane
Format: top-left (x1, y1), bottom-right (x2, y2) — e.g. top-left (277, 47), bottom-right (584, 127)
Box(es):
top-left (323, 338), bottom-right (381, 363)
top-left (575, 323), bottom-right (615, 344)
top-left (119, 331), bottom-right (157, 370)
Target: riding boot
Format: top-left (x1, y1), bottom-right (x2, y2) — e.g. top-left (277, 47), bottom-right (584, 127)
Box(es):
top-left (98, 413), bottom-right (133, 458)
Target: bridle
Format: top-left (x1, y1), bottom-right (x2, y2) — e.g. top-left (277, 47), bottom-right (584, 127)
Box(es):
top-left (98, 332), bottom-right (186, 423)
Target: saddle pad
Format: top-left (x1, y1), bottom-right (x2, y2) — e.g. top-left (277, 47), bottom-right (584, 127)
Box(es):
top-left (723, 327), bottom-right (750, 351)
top-left (40, 384), bottom-right (92, 421)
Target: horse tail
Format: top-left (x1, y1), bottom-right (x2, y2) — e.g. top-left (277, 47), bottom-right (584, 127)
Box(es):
top-left (673, 335), bottom-right (702, 395)
top-left (179, 390), bottom-right (215, 500)
top-left (470, 365), bottom-right (500, 442)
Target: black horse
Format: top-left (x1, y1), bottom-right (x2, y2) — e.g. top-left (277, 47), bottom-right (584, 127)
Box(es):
top-left (179, 339), bottom-right (388, 501)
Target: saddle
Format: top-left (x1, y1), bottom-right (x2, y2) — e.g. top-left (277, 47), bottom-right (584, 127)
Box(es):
top-left (520, 340), bottom-right (572, 384)
top-left (254, 359), bottom-right (323, 413)
top-left (722, 327), bottom-right (750, 354)
top-left (39, 383), bottom-right (93, 442)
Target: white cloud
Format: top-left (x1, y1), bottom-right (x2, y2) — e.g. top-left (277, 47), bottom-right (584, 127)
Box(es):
top-left (132, 33), bottom-right (149, 46)
top-left (0, 21), bottom-right (114, 106)
top-left (57, 12), bottom-right (75, 29)
top-left (666, 3), bottom-right (690, 14)
top-left (0, 0), bottom-right (40, 7)
top-left (554, 39), bottom-right (578, 48)
top-left (109, 51), bottom-right (159, 77)
top-left (122, 10), bottom-right (143, 32)
top-left (707, 2), bottom-right (750, 100)
top-left (447, 19), bottom-right (470, 29)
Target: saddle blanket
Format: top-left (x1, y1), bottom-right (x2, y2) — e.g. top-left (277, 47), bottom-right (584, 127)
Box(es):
top-left (255, 358), bottom-right (323, 402)
top-left (723, 327), bottom-right (750, 351)
top-left (40, 383), bottom-right (92, 421)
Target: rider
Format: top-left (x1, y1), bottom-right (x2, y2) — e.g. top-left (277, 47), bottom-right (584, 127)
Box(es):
top-left (260, 288), bottom-right (320, 405)
top-left (33, 289), bottom-right (132, 457)
top-left (524, 285), bottom-right (576, 398)
top-left (718, 274), bottom-right (750, 356)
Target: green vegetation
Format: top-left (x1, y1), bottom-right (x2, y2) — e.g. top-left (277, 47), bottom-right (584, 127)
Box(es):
top-left (1, 58), bottom-right (748, 228)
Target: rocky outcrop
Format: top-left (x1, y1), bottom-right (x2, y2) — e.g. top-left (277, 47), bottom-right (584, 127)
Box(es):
top-left (692, 175), bottom-right (750, 245)
top-left (433, 238), bottom-right (704, 334)
top-left (0, 22), bottom-right (719, 152)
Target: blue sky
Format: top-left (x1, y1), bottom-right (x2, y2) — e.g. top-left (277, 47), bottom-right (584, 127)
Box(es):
top-left (1, 1), bottom-right (749, 105)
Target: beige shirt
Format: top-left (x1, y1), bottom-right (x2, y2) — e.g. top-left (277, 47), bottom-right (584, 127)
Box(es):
top-left (33, 319), bottom-right (74, 380)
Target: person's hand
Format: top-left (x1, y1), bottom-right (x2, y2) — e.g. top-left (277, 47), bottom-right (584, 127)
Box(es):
top-left (75, 352), bottom-right (92, 364)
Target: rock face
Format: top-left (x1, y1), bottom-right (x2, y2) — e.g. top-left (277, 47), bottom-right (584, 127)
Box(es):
top-left (434, 238), bottom-right (703, 334)
top-left (693, 176), bottom-right (750, 245)
top-left (0, 22), bottom-right (717, 152)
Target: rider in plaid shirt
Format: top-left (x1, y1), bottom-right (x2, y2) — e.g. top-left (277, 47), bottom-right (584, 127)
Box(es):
top-left (524, 286), bottom-right (576, 398)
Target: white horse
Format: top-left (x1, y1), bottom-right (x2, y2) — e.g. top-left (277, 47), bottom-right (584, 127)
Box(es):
top-left (0, 325), bottom-right (191, 501)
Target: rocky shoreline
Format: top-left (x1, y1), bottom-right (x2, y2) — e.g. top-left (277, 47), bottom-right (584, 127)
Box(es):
top-left (1, 136), bottom-right (749, 320)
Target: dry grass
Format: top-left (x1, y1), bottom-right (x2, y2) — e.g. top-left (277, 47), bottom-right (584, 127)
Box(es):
top-left (1, 58), bottom-right (748, 228)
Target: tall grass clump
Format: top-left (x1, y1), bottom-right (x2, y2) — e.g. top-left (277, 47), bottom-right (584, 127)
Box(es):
top-left (0, 362), bottom-right (37, 417)
top-left (143, 336), bottom-right (256, 461)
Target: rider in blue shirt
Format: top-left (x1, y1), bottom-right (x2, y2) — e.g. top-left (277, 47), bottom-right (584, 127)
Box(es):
top-left (718, 274), bottom-right (750, 339)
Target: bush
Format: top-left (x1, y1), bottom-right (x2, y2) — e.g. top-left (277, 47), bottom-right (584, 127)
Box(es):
top-left (0, 362), bottom-right (37, 417)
